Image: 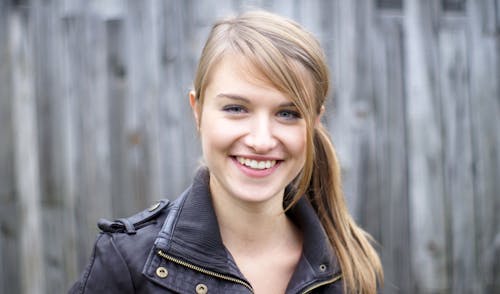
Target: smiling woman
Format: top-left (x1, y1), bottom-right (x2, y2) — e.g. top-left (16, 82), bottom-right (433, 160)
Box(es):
top-left (69, 10), bottom-right (383, 294)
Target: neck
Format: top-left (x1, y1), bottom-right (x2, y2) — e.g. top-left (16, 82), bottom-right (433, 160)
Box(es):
top-left (210, 187), bottom-right (298, 255)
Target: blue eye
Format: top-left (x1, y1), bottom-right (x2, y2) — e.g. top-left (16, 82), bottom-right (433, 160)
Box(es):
top-left (222, 105), bottom-right (246, 113)
top-left (277, 110), bottom-right (301, 120)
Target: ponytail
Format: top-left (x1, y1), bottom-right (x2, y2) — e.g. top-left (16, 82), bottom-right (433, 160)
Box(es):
top-left (306, 124), bottom-right (383, 293)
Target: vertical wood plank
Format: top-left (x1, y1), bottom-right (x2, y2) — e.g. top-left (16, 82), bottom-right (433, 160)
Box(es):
top-left (158, 0), bottom-right (199, 199)
top-left (60, 12), bottom-right (87, 271)
top-left (32, 1), bottom-right (80, 292)
top-left (78, 10), bottom-right (113, 253)
top-left (124, 0), bottom-right (162, 210)
top-left (105, 18), bottom-right (131, 216)
top-left (9, 6), bottom-right (46, 294)
top-left (0, 2), bottom-right (20, 293)
top-left (54, 10), bottom-right (81, 293)
top-left (372, 14), bottom-right (411, 293)
top-left (0, 2), bottom-right (499, 293)
top-left (405, 0), bottom-right (449, 292)
top-left (478, 0), bottom-right (497, 35)
top-left (438, 23), bottom-right (477, 294)
top-left (468, 1), bottom-right (500, 292)
top-left (351, 0), bottom-right (381, 239)
top-left (62, 11), bottom-right (113, 267)
top-left (327, 0), bottom-right (362, 219)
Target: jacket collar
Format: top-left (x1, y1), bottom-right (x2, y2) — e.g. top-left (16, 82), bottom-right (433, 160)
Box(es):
top-left (153, 168), bottom-right (340, 290)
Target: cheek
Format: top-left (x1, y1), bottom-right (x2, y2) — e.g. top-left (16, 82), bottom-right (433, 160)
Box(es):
top-left (199, 115), bottom-right (239, 156)
top-left (200, 128), bottom-right (228, 153)
top-left (280, 126), bottom-right (308, 157)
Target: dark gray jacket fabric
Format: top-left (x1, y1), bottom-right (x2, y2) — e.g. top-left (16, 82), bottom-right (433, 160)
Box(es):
top-left (68, 169), bottom-right (343, 293)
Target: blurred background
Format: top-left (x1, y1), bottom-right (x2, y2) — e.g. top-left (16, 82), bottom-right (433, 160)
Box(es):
top-left (1, 0), bottom-right (499, 293)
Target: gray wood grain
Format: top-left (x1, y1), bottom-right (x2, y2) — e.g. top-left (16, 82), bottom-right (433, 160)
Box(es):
top-left (468, 1), bottom-right (500, 292)
top-left (0, 1), bottom-right (498, 293)
top-left (438, 23), bottom-right (476, 294)
top-left (9, 7), bottom-right (45, 294)
top-left (0, 3), bottom-right (20, 294)
top-left (405, 0), bottom-right (449, 292)
top-left (373, 14), bottom-right (411, 293)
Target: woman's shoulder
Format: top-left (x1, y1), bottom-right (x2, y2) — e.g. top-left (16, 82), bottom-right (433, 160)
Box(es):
top-left (91, 199), bottom-right (173, 258)
top-left (69, 199), bottom-right (175, 293)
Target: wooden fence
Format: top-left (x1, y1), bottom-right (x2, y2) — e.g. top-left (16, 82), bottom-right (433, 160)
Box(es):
top-left (0, 0), bottom-right (498, 293)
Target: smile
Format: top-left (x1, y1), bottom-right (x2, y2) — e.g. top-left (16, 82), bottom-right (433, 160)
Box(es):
top-left (236, 156), bottom-right (277, 170)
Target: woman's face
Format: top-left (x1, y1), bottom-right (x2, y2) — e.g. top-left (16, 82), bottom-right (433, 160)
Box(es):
top-left (191, 54), bottom-right (307, 207)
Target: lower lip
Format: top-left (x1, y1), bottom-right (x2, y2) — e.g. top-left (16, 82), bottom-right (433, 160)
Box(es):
top-left (232, 157), bottom-right (281, 178)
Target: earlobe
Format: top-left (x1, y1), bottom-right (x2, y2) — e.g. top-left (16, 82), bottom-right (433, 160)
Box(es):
top-left (189, 90), bottom-right (201, 128)
top-left (189, 90), bottom-right (197, 109)
top-left (315, 105), bottom-right (325, 127)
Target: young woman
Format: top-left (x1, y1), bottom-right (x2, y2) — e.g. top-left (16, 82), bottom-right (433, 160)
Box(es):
top-left (70, 10), bottom-right (383, 294)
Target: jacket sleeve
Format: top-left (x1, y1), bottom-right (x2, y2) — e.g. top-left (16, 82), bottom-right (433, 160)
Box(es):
top-left (68, 233), bottom-right (135, 294)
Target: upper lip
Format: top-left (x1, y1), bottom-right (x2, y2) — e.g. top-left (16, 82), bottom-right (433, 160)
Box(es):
top-left (233, 155), bottom-right (282, 161)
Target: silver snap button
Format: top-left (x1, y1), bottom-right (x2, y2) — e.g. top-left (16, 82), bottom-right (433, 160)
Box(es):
top-left (319, 264), bottom-right (327, 272)
top-left (156, 266), bottom-right (168, 278)
top-left (196, 283), bottom-right (208, 294)
top-left (148, 202), bottom-right (161, 211)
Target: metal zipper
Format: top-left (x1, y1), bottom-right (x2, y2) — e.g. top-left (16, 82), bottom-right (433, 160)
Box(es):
top-left (300, 274), bottom-right (342, 294)
top-left (157, 250), bottom-right (254, 293)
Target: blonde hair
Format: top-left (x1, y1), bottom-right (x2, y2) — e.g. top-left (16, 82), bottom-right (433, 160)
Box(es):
top-left (193, 10), bottom-right (383, 293)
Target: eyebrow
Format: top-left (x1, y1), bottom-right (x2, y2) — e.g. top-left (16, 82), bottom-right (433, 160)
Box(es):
top-left (216, 93), bottom-right (249, 103)
top-left (215, 93), bottom-right (296, 108)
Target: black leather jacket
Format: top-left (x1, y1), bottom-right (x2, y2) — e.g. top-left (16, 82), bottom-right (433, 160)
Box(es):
top-left (69, 169), bottom-right (343, 293)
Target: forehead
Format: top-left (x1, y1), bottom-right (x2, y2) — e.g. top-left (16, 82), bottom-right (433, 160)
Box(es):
top-left (205, 54), bottom-right (286, 98)
top-left (211, 54), bottom-right (273, 87)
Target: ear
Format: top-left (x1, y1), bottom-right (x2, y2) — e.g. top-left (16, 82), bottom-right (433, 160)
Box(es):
top-left (315, 105), bottom-right (325, 127)
top-left (189, 90), bottom-right (201, 128)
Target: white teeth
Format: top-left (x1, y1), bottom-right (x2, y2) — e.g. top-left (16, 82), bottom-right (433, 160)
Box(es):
top-left (236, 157), bottom-right (277, 170)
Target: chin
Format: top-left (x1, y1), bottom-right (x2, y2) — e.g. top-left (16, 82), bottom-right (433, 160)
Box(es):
top-left (230, 185), bottom-right (282, 204)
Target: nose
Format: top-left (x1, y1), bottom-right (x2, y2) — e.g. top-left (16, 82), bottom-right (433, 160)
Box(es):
top-left (244, 116), bottom-right (278, 153)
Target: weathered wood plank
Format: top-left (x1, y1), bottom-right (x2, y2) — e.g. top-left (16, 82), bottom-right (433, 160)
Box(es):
top-left (478, 0), bottom-right (498, 35)
top-left (158, 0), bottom-right (199, 199)
top-left (77, 10), bottom-right (113, 252)
top-left (355, 0), bottom-right (381, 236)
top-left (31, 1), bottom-right (81, 292)
top-left (0, 0), bottom-right (13, 217)
top-left (0, 1), bottom-right (499, 293)
top-left (123, 0), bottom-right (163, 210)
top-left (0, 2), bottom-right (19, 293)
top-left (405, 0), bottom-right (449, 292)
top-left (105, 18), bottom-right (131, 216)
top-left (372, 14), bottom-right (411, 293)
top-left (57, 13), bottom-right (84, 290)
top-left (467, 1), bottom-right (500, 292)
top-left (62, 12), bottom-right (113, 268)
top-left (326, 0), bottom-right (362, 219)
top-left (9, 6), bottom-right (45, 294)
top-left (438, 23), bottom-right (477, 294)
